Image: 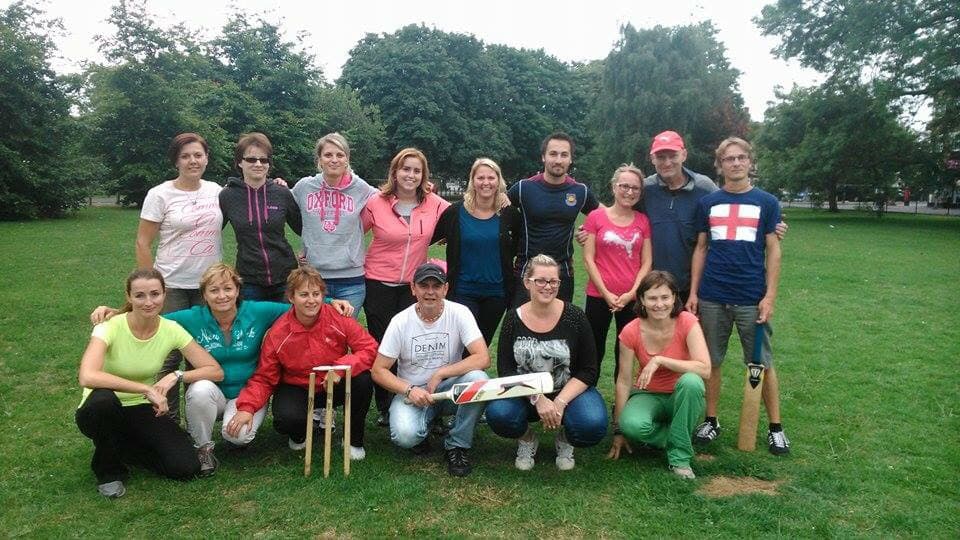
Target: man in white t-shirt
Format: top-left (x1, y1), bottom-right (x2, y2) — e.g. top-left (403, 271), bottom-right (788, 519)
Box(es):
top-left (371, 262), bottom-right (490, 477)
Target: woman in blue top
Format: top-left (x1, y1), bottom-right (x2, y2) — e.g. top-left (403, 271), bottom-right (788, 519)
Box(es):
top-left (431, 158), bottom-right (518, 345)
top-left (90, 263), bottom-right (353, 476)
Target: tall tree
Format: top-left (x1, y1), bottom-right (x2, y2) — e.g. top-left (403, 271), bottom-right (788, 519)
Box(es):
top-left (583, 23), bottom-right (749, 195)
top-left (756, 84), bottom-right (924, 213)
top-left (756, 0), bottom-right (959, 151)
top-left (0, 2), bottom-right (90, 219)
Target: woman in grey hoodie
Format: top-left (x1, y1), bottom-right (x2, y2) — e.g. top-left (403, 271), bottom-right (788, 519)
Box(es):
top-left (219, 133), bottom-right (302, 302)
top-left (291, 133), bottom-right (377, 318)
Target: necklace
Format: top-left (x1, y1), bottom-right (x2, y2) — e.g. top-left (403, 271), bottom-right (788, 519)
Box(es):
top-left (416, 303), bottom-right (443, 323)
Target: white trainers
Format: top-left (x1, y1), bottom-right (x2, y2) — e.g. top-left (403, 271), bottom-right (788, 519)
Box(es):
top-left (97, 480), bottom-right (126, 498)
top-left (349, 445), bottom-right (366, 461)
top-left (670, 465), bottom-right (696, 479)
top-left (288, 437), bottom-right (306, 451)
top-left (555, 429), bottom-right (575, 471)
top-left (515, 437), bottom-right (539, 471)
top-left (313, 408), bottom-right (335, 430)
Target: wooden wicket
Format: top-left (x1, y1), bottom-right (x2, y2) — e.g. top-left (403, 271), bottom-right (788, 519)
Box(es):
top-left (304, 365), bottom-right (352, 478)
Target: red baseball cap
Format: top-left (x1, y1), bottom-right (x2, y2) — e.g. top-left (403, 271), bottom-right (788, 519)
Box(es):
top-left (650, 131), bottom-right (685, 154)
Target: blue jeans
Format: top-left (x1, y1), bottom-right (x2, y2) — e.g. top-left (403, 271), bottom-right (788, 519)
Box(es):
top-left (324, 278), bottom-right (366, 321)
top-left (485, 386), bottom-right (608, 447)
top-left (241, 282), bottom-right (287, 303)
top-left (389, 370), bottom-right (488, 450)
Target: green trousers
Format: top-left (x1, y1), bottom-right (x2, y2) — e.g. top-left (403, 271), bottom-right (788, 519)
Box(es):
top-left (620, 372), bottom-right (705, 468)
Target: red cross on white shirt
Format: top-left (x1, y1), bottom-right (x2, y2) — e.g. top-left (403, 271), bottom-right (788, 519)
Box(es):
top-left (709, 203), bottom-right (760, 241)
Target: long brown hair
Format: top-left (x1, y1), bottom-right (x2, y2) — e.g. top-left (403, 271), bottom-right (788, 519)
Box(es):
top-left (119, 268), bottom-right (166, 314)
top-left (381, 148), bottom-right (430, 203)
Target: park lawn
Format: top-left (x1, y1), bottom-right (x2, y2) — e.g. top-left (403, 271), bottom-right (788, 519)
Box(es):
top-left (0, 207), bottom-right (957, 537)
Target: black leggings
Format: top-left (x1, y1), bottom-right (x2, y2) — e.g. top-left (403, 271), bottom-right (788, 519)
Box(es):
top-left (584, 295), bottom-right (637, 384)
top-left (363, 280), bottom-right (415, 413)
top-left (75, 389), bottom-right (199, 484)
top-left (271, 371), bottom-right (374, 447)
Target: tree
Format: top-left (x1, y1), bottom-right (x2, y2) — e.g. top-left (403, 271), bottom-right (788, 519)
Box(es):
top-left (582, 23), bottom-right (749, 196)
top-left (756, 0), bottom-right (960, 151)
top-left (0, 2), bottom-right (91, 219)
top-left (756, 83), bottom-right (924, 213)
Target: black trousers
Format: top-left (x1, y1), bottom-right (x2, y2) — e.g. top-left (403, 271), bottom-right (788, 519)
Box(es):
top-left (75, 388), bottom-right (200, 484)
top-left (271, 371), bottom-right (374, 447)
top-left (364, 279), bottom-right (415, 413)
top-left (584, 295), bottom-right (637, 384)
top-left (449, 292), bottom-right (508, 346)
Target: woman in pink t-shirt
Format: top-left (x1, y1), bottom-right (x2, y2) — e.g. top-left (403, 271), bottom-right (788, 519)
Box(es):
top-left (582, 164), bottom-right (652, 383)
top-left (608, 271), bottom-right (710, 479)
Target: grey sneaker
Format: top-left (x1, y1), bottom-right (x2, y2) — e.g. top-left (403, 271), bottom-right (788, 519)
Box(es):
top-left (313, 408), bottom-right (335, 431)
top-left (97, 480), bottom-right (126, 498)
top-left (197, 442), bottom-right (219, 477)
top-left (555, 429), bottom-right (575, 471)
top-left (768, 429), bottom-right (791, 455)
top-left (693, 420), bottom-right (720, 445)
top-left (670, 465), bottom-right (696, 479)
top-left (515, 437), bottom-right (538, 471)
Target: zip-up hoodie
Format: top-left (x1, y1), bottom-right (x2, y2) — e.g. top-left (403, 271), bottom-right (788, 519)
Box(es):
top-left (362, 192), bottom-right (450, 283)
top-left (220, 177), bottom-right (302, 287)
top-left (291, 172), bottom-right (377, 280)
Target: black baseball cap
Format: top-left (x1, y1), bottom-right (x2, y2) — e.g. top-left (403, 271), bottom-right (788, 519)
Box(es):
top-left (413, 262), bottom-right (447, 284)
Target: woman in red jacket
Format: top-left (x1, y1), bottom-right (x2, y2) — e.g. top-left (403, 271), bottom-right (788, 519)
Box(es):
top-left (228, 266), bottom-right (378, 459)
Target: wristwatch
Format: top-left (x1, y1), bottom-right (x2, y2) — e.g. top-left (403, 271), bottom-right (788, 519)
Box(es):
top-left (174, 370), bottom-right (184, 384)
top-left (403, 385), bottom-right (414, 398)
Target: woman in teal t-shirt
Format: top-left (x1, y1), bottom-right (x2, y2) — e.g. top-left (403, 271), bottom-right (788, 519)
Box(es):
top-left (90, 263), bottom-right (353, 477)
top-left (76, 269), bottom-right (223, 498)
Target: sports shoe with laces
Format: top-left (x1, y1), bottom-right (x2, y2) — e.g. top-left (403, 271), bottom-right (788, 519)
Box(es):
top-left (555, 429), bottom-right (575, 471)
top-left (97, 480), bottom-right (126, 498)
top-left (768, 429), bottom-right (791, 455)
top-left (515, 437), bottom-right (538, 471)
top-left (670, 465), bottom-right (696, 479)
top-left (197, 442), bottom-right (219, 477)
top-left (349, 445), bottom-right (366, 461)
top-left (445, 447), bottom-right (472, 477)
top-left (693, 420), bottom-right (720, 445)
top-left (288, 437), bottom-right (307, 451)
top-left (313, 408), bottom-right (335, 431)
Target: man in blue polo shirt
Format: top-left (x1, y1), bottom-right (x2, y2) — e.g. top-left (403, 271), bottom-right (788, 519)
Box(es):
top-left (686, 136), bottom-right (789, 455)
top-left (508, 132), bottom-right (599, 306)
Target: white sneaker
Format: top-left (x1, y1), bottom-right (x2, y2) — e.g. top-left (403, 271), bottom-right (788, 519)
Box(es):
top-left (670, 465), bottom-right (696, 479)
top-left (313, 408), bottom-right (335, 430)
top-left (555, 429), bottom-right (575, 471)
top-left (515, 437), bottom-right (538, 471)
top-left (288, 437), bottom-right (306, 451)
top-left (349, 445), bottom-right (366, 461)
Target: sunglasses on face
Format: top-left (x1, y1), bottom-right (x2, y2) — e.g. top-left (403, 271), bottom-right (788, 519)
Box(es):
top-left (242, 157), bottom-right (271, 165)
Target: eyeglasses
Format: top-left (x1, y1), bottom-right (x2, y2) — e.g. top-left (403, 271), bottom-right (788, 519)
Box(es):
top-left (720, 154), bottom-right (750, 164)
top-left (616, 183), bottom-right (641, 193)
top-left (527, 277), bottom-right (561, 288)
top-left (242, 157), bottom-right (271, 164)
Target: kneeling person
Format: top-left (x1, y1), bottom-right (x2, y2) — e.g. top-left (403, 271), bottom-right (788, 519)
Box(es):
top-left (371, 262), bottom-right (490, 477)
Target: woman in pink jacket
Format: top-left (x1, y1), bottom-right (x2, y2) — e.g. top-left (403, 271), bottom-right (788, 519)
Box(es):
top-left (362, 148), bottom-right (449, 423)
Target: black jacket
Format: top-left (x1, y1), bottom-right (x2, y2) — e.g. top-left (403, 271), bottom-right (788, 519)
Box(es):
top-left (431, 201), bottom-right (519, 299)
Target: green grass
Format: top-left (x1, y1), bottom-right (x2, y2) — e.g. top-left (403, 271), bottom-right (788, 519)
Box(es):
top-left (1, 207), bottom-right (958, 537)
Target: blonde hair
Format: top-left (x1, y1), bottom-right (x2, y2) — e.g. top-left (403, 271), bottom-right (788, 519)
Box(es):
top-left (315, 132), bottom-right (351, 172)
top-left (714, 136), bottom-right (755, 176)
top-left (522, 254), bottom-right (559, 280)
top-left (285, 265), bottom-right (326, 299)
top-left (199, 263), bottom-right (242, 296)
top-left (464, 157), bottom-right (508, 213)
top-left (381, 148), bottom-right (430, 203)
top-left (609, 163), bottom-right (645, 196)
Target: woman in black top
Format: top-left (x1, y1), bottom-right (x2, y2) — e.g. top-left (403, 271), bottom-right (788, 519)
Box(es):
top-left (485, 254), bottom-right (608, 471)
top-left (432, 158), bottom-right (518, 344)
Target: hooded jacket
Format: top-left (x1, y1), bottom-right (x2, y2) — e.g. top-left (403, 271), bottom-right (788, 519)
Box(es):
top-left (291, 172), bottom-right (378, 280)
top-left (220, 177), bottom-right (302, 287)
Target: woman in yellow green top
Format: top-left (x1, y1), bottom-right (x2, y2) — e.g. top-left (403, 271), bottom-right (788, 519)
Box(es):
top-left (75, 268), bottom-right (223, 499)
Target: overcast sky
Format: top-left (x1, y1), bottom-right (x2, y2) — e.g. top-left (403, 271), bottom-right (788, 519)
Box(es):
top-left (19, 0), bottom-right (822, 121)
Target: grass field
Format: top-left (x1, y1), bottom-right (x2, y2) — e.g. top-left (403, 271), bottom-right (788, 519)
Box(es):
top-left (0, 207), bottom-right (957, 537)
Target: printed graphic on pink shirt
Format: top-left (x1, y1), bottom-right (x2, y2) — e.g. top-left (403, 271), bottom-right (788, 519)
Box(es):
top-left (708, 203), bottom-right (760, 241)
top-left (600, 230), bottom-right (641, 258)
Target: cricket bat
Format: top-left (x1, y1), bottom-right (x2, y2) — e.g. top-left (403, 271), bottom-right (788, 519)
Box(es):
top-left (428, 372), bottom-right (553, 404)
top-left (737, 323), bottom-right (766, 451)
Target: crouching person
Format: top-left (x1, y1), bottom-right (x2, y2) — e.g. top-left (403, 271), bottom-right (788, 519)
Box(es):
top-left (228, 266), bottom-right (377, 459)
top-left (371, 262), bottom-right (490, 477)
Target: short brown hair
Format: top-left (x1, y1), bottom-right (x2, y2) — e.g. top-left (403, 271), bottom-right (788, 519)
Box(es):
top-left (540, 131), bottom-right (575, 158)
top-left (285, 265), bottom-right (326, 299)
top-left (167, 133), bottom-right (209, 165)
top-left (635, 271), bottom-right (683, 319)
top-left (234, 132), bottom-right (273, 169)
top-left (714, 136), bottom-right (755, 176)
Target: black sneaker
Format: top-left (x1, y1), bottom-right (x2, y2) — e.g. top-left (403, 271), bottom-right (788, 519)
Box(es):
top-left (693, 420), bottom-right (720, 445)
top-left (411, 437), bottom-right (432, 456)
top-left (445, 447), bottom-right (472, 477)
top-left (768, 429), bottom-right (791, 455)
